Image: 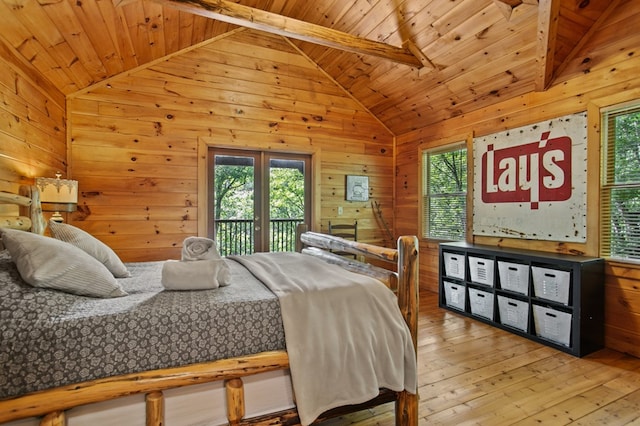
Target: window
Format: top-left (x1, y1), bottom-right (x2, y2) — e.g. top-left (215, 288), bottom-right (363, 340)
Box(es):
top-left (422, 143), bottom-right (467, 240)
top-left (601, 103), bottom-right (640, 262)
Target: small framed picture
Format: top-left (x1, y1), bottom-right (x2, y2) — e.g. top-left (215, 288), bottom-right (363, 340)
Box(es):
top-left (345, 175), bottom-right (369, 201)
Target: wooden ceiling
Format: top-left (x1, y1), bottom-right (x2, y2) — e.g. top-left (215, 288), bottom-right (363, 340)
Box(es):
top-left (0, 0), bottom-right (616, 135)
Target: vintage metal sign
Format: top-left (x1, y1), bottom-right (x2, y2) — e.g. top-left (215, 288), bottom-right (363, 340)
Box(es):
top-left (473, 112), bottom-right (587, 242)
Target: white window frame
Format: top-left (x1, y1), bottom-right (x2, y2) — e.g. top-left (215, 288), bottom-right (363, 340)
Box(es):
top-left (421, 141), bottom-right (468, 241)
top-left (600, 101), bottom-right (640, 263)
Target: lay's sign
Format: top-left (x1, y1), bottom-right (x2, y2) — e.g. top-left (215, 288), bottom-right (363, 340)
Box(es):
top-left (473, 112), bottom-right (587, 242)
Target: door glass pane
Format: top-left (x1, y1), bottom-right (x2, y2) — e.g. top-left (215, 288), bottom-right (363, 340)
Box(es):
top-left (269, 158), bottom-right (306, 252)
top-left (214, 155), bottom-right (255, 256)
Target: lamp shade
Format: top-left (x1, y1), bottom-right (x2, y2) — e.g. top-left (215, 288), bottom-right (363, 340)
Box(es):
top-left (36, 173), bottom-right (78, 213)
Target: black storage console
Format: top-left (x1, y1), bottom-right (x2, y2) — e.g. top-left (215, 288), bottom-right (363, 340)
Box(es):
top-left (438, 242), bottom-right (604, 357)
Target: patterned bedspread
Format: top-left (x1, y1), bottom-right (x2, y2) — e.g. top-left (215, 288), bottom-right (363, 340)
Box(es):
top-left (0, 250), bottom-right (285, 399)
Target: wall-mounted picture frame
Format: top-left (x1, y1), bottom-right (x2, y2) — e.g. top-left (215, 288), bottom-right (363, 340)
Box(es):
top-left (346, 175), bottom-right (369, 201)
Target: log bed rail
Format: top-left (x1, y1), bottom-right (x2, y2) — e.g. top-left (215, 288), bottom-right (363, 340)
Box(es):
top-left (0, 204), bottom-right (419, 426)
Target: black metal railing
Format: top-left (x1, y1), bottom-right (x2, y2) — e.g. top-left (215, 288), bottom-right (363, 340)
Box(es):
top-left (270, 218), bottom-right (305, 253)
top-left (215, 219), bottom-right (254, 256)
top-left (215, 218), bottom-right (304, 256)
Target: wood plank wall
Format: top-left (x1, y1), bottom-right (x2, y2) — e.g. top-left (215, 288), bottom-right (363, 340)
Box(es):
top-left (395, 1), bottom-right (640, 358)
top-left (67, 28), bottom-right (394, 262)
top-left (0, 52), bottom-right (66, 212)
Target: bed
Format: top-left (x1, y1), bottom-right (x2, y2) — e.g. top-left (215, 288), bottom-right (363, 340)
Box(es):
top-left (0, 186), bottom-right (419, 426)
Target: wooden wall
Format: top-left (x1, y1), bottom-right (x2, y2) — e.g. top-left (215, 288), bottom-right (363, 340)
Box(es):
top-left (0, 51), bottom-right (66, 212)
top-left (67, 28), bottom-right (395, 261)
top-left (395, 1), bottom-right (640, 357)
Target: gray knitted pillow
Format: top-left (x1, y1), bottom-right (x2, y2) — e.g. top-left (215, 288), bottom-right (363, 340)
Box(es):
top-left (48, 220), bottom-right (130, 278)
top-left (0, 228), bottom-right (127, 298)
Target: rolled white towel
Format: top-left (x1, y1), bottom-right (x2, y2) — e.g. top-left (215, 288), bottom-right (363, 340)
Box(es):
top-left (181, 236), bottom-right (221, 261)
top-left (161, 258), bottom-right (232, 290)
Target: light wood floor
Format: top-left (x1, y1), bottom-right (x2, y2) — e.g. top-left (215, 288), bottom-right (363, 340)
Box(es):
top-left (322, 290), bottom-right (640, 425)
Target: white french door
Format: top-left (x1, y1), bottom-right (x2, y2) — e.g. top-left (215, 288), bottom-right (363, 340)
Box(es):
top-left (208, 148), bottom-right (311, 255)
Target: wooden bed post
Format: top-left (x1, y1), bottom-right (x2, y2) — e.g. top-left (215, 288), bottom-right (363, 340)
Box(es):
top-left (146, 391), bottom-right (164, 426)
top-left (396, 236), bottom-right (419, 353)
top-left (19, 185), bottom-right (46, 234)
top-left (295, 223), bottom-right (308, 252)
top-left (39, 411), bottom-right (64, 426)
top-left (396, 235), bottom-right (419, 426)
top-left (226, 378), bottom-right (246, 424)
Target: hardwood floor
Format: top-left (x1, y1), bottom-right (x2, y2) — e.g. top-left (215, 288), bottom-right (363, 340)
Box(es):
top-left (322, 290), bottom-right (640, 425)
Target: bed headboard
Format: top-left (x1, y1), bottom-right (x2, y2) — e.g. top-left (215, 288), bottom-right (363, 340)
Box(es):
top-left (0, 186), bottom-right (45, 234)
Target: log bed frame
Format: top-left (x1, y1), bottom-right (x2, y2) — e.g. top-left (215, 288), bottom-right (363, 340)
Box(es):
top-left (0, 188), bottom-right (419, 426)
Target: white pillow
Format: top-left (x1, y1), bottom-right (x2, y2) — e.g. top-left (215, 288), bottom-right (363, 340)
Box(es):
top-left (48, 220), bottom-right (130, 278)
top-left (0, 228), bottom-right (127, 298)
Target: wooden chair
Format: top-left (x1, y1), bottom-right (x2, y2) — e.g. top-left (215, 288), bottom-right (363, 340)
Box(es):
top-left (328, 220), bottom-right (357, 258)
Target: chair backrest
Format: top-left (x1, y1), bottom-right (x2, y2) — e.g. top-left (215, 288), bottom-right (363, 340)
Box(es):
top-left (328, 220), bottom-right (357, 241)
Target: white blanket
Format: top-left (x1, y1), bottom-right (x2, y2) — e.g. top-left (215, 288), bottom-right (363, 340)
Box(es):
top-left (161, 237), bottom-right (232, 290)
top-left (229, 252), bottom-right (417, 425)
top-left (181, 236), bottom-right (222, 261)
top-left (161, 259), bottom-right (231, 290)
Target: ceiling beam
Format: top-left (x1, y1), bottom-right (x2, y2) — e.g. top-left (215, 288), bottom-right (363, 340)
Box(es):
top-left (535, 0), bottom-right (561, 91)
top-left (553, 0), bottom-right (622, 81)
top-left (118, 0), bottom-right (424, 68)
top-left (493, 0), bottom-right (517, 20)
top-left (403, 40), bottom-right (436, 71)
top-left (492, 0), bottom-right (538, 20)
top-left (0, 36), bottom-right (66, 108)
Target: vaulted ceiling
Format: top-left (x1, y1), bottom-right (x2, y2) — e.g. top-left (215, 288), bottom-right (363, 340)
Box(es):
top-left (0, 0), bottom-right (617, 135)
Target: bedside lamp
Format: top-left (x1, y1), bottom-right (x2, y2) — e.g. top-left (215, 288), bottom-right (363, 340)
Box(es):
top-left (36, 172), bottom-right (78, 223)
